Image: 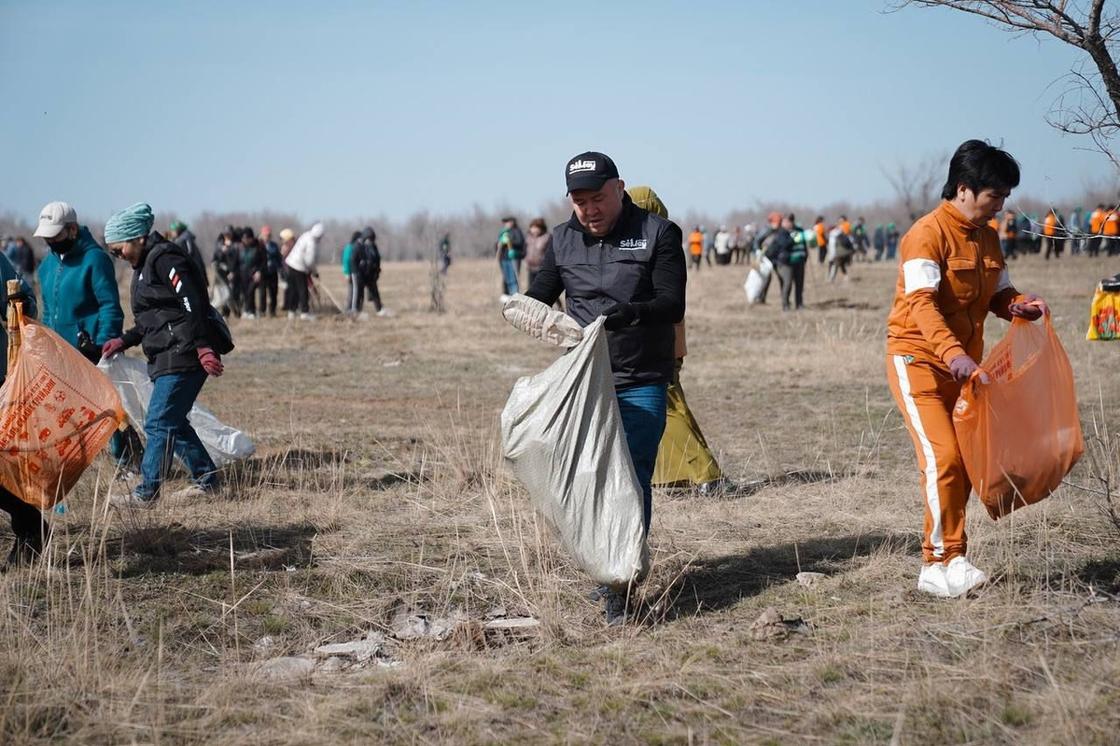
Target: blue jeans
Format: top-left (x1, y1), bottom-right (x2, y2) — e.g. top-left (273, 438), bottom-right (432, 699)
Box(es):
top-left (499, 257), bottom-right (519, 295)
top-left (138, 369), bottom-right (219, 499)
top-left (616, 383), bottom-right (668, 534)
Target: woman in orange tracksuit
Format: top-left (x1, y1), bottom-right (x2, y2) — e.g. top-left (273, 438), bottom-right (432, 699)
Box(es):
top-left (886, 140), bottom-right (1048, 599)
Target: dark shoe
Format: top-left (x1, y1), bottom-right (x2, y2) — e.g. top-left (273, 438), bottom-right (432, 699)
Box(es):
top-left (604, 589), bottom-right (630, 626)
top-left (110, 488), bottom-right (159, 510)
top-left (697, 478), bottom-right (767, 499)
top-left (7, 535), bottom-right (43, 567)
top-left (586, 585), bottom-right (610, 603)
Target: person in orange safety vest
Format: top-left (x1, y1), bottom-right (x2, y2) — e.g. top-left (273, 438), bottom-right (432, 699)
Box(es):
top-left (687, 227), bottom-right (704, 270)
top-left (1041, 208), bottom-right (1062, 260)
top-left (886, 139), bottom-right (1049, 599)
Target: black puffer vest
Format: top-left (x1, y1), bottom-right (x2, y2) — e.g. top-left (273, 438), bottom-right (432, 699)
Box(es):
top-left (131, 234), bottom-right (204, 378)
top-left (551, 200), bottom-right (675, 388)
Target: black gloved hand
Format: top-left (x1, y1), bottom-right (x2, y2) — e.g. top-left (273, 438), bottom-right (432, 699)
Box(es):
top-left (602, 303), bottom-right (638, 331)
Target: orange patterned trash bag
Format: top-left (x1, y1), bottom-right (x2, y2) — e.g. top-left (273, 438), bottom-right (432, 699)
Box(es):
top-left (953, 315), bottom-right (1084, 520)
top-left (0, 309), bottom-right (124, 508)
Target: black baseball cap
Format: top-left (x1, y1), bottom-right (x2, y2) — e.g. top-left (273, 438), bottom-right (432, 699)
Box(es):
top-left (565, 151), bottom-right (619, 193)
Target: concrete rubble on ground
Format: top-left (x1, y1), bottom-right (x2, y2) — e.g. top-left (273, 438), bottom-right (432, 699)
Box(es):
top-left (249, 609), bottom-right (541, 682)
top-left (253, 656), bottom-right (317, 682)
top-left (749, 606), bottom-right (812, 641)
top-left (796, 571), bottom-right (828, 589)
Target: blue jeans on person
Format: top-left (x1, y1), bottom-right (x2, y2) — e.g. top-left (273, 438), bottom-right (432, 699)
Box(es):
top-left (137, 369), bottom-right (219, 499)
top-left (615, 383), bottom-right (668, 535)
top-left (108, 428), bottom-right (141, 468)
top-left (499, 257), bottom-right (519, 295)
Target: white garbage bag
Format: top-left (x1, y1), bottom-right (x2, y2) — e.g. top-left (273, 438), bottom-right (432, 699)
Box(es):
top-left (209, 279), bottom-right (231, 310)
top-left (745, 270), bottom-right (764, 304)
top-left (758, 255), bottom-right (773, 280)
top-left (745, 256), bottom-right (773, 305)
top-left (97, 354), bottom-right (255, 467)
top-left (500, 312), bottom-right (649, 589)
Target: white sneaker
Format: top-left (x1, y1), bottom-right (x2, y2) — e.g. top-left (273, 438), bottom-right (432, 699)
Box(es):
top-left (499, 294), bottom-right (511, 304)
top-left (243, 312), bottom-right (256, 320)
top-left (918, 557), bottom-right (988, 598)
top-left (299, 312), bottom-right (316, 321)
top-left (377, 308), bottom-right (392, 317)
top-left (944, 556), bottom-right (988, 597)
top-left (917, 563), bottom-right (950, 597)
top-left (109, 489), bottom-right (159, 510)
top-left (287, 311), bottom-right (296, 319)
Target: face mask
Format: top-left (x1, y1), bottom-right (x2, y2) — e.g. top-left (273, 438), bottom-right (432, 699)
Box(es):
top-left (47, 235), bottom-right (77, 254)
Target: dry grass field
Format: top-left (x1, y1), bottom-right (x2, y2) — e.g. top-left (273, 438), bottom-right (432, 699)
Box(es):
top-left (1, 251), bottom-right (1119, 744)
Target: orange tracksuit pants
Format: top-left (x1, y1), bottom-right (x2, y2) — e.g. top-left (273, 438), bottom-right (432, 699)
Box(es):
top-left (886, 354), bottom-right (970, 564)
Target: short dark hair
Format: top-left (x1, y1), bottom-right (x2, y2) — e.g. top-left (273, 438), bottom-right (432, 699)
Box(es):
top-left (940, 139), bottom-right (1020, 200)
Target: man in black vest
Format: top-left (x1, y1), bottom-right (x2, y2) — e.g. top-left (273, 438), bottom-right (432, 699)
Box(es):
top-left (100, 202), bottom-right (225, 509)
top-left (525, 151), bottom-right (686, 624)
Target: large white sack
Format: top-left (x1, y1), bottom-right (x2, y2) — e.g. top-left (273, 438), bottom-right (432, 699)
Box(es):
top-left (745, 269), bottom-right (765, 304)
top-left (758, 255), bottom-right (773, 280)
top-left (97, 354), bottom-right (255, 467)
top-left (500, 316), bottom-right (649, 588)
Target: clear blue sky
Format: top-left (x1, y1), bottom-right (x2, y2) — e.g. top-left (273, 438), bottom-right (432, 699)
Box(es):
top-left (0, 0), bottom-right (1113, 223)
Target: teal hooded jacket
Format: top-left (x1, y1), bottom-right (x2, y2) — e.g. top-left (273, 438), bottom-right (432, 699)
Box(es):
top-left (37, 226), bottom-right (124, 348)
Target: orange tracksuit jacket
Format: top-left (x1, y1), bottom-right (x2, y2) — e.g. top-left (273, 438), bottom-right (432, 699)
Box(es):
top-left (1090, 209), bottom-right (1104, 234)
top-left (1043, 213), bottom-right (1057, 237)
top-left (688, 231), bottom-right (703, 256)
top-left (885, 201), bottom-right (1022, 563)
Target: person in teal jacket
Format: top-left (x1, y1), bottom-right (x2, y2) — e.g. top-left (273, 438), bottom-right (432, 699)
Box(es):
top-left (341, 230), bottom-right (359, 311)
top-left (33, 201), bottom-right (138, 467)
top-left (36, 225), bottom-right (124, 352)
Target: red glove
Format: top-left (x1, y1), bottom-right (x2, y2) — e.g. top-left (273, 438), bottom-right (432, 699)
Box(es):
top-left (949, 354), bottom-right (990, 384)
top-left (1008, 293), bottom-right (1048, 321)
top-left (197, 347), bottom-right (224, 377)
top-left (101, 338), bottom-right (125, 359)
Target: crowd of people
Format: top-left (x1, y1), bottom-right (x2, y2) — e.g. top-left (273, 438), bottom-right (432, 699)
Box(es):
top-left (0, 141), bottom-right (1090, 629)
top-left (994, 205), bottom-right (1120, 260)
top-left (504, 142), bottom-right (1052, 619)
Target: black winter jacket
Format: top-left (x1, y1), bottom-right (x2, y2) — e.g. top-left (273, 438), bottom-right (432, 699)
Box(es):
top-left (525, 195), bottom-right (686, 388)
top-left (121, 233), bottom-right (212, 379)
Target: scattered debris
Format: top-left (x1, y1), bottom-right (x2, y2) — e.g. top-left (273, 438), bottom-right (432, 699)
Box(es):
top-left (483, 617), bottom-right (540, 632)
top-left (796, 571), bottom-right (828, 588)
top-left (317, 656), bottom-right (350, 674)
top-left (391, 608), bottom-right (467, 640)
top-left (749, 607), bottom-right (812, 641)
top-left (314, 632), bottom-right (388, 662)
top-left (254, 656), bottom-right (316, 682)
top-left (253, 636), bottom-right (276, 654)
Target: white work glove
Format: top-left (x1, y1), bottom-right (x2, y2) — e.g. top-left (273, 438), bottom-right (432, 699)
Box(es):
top-left (501, 294), bottom-right (583, 348)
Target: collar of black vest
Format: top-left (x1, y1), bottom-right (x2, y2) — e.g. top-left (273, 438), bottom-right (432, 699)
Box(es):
top-left (565, 193), bottom-right (639, 241)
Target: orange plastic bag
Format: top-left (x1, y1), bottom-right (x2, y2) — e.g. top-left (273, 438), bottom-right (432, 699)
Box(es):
top-left (952, 315), bottom-right (1083, 519)
top-left (0, 308), bottom-right (124, 508)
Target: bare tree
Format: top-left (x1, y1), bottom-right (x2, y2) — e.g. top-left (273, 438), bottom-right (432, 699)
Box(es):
top-left (882, 153), bottom-right (945, 222)
top-left (897, 1), bottom-right (1120, 166)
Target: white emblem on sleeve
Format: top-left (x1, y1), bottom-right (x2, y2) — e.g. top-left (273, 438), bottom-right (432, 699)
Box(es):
top-left (902, 259), bottom-right (941, 294)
